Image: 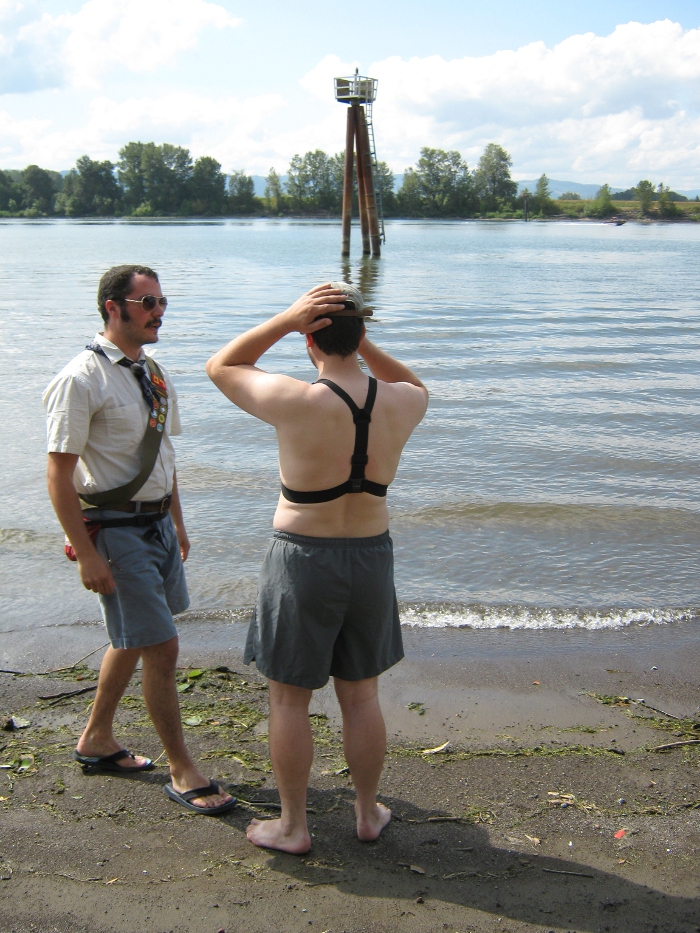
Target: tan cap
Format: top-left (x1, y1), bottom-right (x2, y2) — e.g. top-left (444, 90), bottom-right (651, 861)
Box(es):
top-left (328, 281), bottom-right (373, 318)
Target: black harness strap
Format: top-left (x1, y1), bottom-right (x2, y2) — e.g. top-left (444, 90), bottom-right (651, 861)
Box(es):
top-left (281, 377), bottom-right (388, 504)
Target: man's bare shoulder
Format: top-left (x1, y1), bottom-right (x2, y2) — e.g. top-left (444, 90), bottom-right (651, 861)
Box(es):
top-left (378, 379), bottom-right (429, 421)
top-left (218, 366), bottom-right (316, 425)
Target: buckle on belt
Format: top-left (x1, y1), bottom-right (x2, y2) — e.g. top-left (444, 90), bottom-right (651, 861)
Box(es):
top-left (160, 495), bottom-right (172, 513)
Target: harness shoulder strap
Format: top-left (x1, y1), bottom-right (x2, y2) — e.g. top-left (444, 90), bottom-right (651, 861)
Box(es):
top-left (315, 378), bottom-right (377, 492)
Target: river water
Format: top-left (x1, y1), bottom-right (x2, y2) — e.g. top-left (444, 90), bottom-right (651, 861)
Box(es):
top-left (1, 217), bottom-right (698, 661)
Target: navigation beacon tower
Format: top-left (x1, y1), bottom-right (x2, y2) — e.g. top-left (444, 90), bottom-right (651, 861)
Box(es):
top-left (334, 69), bottom-right (385, 257)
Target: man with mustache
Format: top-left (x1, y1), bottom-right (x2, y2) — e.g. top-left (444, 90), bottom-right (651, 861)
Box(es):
top-left (43, 264), bottom-right (234, 815)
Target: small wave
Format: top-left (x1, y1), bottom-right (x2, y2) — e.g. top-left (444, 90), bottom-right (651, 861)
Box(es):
top-left (176, 463), bottom-right (278, 492)
top-left (0, 527), bottom-right (62, 552)
top-left (398, 603), bottom-right (698, 631)
top-left (393, 501), bottom-right (700, 529)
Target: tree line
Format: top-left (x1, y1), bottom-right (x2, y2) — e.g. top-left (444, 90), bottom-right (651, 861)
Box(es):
top-left (0, 141), bottom-right (694, 219)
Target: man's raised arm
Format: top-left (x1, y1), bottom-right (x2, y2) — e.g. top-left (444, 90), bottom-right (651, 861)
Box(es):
top-left (205, 284), bottom-right (345, 422)
top-left (359, 336), bottom-right (429, 396)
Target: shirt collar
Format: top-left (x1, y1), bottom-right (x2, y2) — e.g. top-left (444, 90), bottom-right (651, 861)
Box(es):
top-left (92, 333), bottom-right (152, 364)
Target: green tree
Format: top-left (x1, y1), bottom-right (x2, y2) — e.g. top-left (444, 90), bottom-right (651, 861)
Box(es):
top-left (56, 156), bottom-right (120, 216)
top-left (396, 168), bottom-right (422, 216)
top-left (0, 170), bottom-right (21, 213)
top-left (264, 167), bottom-right (283, 212)
top-left (559, 191), bottom-right (581, 200)
top-left (285, 150), bottom-right (338, 213)
top-left (186, 156), bottom-right (226, 214)
top-left (633, 179), bottom-right (655, 216)
top-left (532, 173), bottom-right (557, 215)
top-left (657, 183), bottom-right (680, 218)
top-left (117, 142), bottom-right (193, 214)
top-left (373, 160), bottom-right (396, 215)
top-left (117, 142), bottom-right (148, 211)
top-left (414, 147), bottom-right (474, 216)
top-left (228, 170), bottom-right (256, 214)
top-left (586, 184), bottom-right (616, 218)
top-left (329, 152), bottom-right (346, 211)
top-left (473, 143), bottom-right (517, 210)
top-left (21, 164), bottom-right (57, 214)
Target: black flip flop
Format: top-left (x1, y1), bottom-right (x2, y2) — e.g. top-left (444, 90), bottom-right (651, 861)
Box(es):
top-left (164, 780), bottom-right (236, 815)
top-left (73, 748), bottom-right (155, 772)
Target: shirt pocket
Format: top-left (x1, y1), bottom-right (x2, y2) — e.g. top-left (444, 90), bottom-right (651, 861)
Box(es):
top-left (102, 402), bottom-right (143, 444)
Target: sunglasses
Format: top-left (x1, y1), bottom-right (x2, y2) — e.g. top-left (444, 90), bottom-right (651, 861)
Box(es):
top-left (124, 295), bottom-right (168, 311)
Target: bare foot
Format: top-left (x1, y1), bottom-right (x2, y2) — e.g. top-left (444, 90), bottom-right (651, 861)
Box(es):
top-left (356, 801), bottom-right (392, 841)
top-left (75, 739), bottom-right (150, 770)
top-left (246, 818), bottom-right (311, 854)
top-left (170, 766), bottom-right (233, 810)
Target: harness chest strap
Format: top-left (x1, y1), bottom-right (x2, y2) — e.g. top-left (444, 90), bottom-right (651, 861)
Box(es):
top-left (281, 377), bottom-right (388, 505)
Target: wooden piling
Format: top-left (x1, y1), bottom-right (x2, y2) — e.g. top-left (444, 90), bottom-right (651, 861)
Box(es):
top-left (356, 107), bottom-right (381, 257)
top-left (353, 106), bottom-right (371, 255)
top-left (341, 106), bottom-right (356, 257)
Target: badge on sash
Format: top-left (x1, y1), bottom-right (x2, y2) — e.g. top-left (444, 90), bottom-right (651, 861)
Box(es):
top-left (157, 423), bottom-right (164, 432)
top-left (149, 418), bottom-right (157, 428)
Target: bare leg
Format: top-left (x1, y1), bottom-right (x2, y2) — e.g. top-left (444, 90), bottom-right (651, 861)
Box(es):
top-left (76, 645), bottom-right (147, 768)
top-left (246, 680), bottom-right (313, 854)
top-left (140, 636), bottom-right (231, 809)
top-left (334, 676), bottom-right (391, 841)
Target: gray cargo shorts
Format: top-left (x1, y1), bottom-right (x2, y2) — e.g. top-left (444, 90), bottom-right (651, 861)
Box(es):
top-left (244, 529), bottom-right (403, 689)
top-left (92, 511), bottom-right (189, 650)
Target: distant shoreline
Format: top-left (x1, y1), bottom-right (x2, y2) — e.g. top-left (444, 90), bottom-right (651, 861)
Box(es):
top-left (1, 211), bottom-right (699, 223)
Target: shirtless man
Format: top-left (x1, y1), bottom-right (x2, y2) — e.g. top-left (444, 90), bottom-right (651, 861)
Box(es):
top-left (206, 283), bottom-right (428, 852)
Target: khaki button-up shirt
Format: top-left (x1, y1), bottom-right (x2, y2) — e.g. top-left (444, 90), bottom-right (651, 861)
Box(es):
top-left (43, 333), bottom-right (182, 503)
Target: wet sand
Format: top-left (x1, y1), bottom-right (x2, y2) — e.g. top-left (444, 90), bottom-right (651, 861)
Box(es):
top-left (1, 625), bottom-right (699, 932)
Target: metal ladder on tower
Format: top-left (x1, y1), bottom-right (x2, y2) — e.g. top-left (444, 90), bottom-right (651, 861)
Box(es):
top-left (364, 101), bottom-right (386, 243)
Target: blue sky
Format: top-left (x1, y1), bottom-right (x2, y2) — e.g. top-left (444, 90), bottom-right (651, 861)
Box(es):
top-left (2, 1), bottom-right (700, 187)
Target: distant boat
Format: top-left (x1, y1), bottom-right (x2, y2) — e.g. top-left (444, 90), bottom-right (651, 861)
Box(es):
top-left (605, 216), bottom-right (626, 226)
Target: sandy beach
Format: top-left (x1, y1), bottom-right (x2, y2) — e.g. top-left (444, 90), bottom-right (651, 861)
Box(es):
top-left (1, 624), bottom-right (699, 933)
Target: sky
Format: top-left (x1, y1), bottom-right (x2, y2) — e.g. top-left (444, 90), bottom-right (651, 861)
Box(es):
top-left (1, 1), bottom-right (700, 188)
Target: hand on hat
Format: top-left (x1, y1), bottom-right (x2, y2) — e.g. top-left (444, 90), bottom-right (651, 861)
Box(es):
top-left (282, 284), bottom-right (346, 334)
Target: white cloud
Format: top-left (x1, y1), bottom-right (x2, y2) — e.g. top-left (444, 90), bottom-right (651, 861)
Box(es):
top-left (298, 54), bottom-right (359, 101)
top-left (2, 18), bottom-right (700, 187)
top-left (0, 91), bottom-right (287, 170)
top-left (0, 0), bottom-right (239, 93)
top-left (59, 0), bottom-right (239, 89)
top-left (359, 20), bottom-right (700, 184)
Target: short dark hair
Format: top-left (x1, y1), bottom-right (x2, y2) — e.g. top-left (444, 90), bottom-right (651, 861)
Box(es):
top-left (97, 264), bottom-right (159, 324)
top-left (311, 316), bottom-right (364, 359)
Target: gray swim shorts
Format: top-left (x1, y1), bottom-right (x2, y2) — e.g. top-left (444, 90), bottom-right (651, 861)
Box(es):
top-left (92, 511), bottom-right (189, 650)
top-left (244, 530), bottom-right (403, 689)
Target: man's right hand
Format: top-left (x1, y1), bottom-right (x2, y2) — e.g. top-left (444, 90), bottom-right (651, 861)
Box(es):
top-left (78, 551), bottom-right (116, 594)
top-left (280, 284), bottom-right (345, 335)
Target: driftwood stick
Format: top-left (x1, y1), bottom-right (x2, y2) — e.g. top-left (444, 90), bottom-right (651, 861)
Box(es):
top-left (542, 868), bottom-right (594, 878)
top-left (39, 643), bottom-right (110, 675)
top-left (634, 700), bottom-right (686, 722)
top-left (652, 739), bottom-right (700, 752)
top-left (39, 685), bottom-right (98, 703)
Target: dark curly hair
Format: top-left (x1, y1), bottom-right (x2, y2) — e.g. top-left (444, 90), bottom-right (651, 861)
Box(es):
top-left (97, 264), bottom-right (159, 324)
top-left (311, 315), bottom-right (364, 359)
